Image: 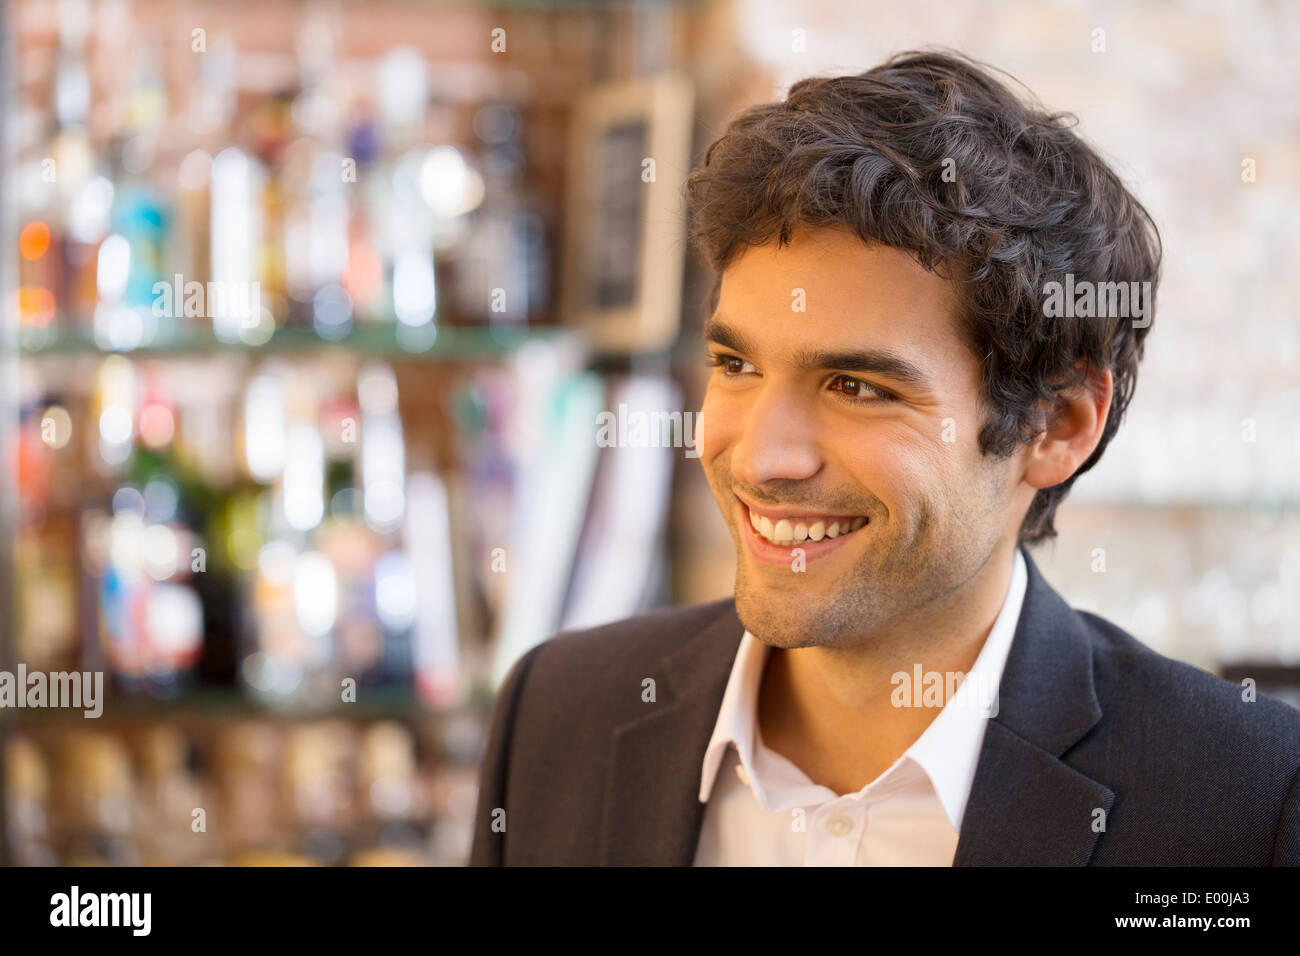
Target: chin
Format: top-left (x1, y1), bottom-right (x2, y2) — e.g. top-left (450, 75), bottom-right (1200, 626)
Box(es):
top-left (734, 586), bottom-right (845, 650)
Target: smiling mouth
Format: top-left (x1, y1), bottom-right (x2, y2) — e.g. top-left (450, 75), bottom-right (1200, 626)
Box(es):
top-left (742, 503), bottom-right (869, 546)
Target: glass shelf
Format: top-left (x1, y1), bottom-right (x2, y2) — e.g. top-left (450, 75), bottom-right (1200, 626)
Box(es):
top-left (15, 322), bottom-right (579, 362)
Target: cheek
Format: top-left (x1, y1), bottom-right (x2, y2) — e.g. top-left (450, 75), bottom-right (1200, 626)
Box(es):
top-left (845, 424), bottom-right (956, 510)
top-left (868, 424), bottom-right (1010, 529)
top-left (697, 387), bottom-right (738, 462)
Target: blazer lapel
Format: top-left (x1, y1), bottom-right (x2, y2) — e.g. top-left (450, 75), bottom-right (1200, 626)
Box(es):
top-left (594, 550), bottom-right (1114, 866)
top-left (598, 602), bottom-right (743, 865)
top-left (954, 550), bottom-right (1113, 865)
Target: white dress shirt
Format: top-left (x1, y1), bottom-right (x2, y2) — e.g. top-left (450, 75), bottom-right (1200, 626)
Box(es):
top-left (693, 548), bottom-right (1028, 866)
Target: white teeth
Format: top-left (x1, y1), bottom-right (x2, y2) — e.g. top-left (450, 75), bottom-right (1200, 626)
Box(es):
top-left (747, 508), bottom-right (867, 545)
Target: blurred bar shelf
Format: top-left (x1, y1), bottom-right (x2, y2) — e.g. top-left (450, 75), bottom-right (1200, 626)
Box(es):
top-left (17, 322), bottom-right (581, 362)
top-left (1066, 495), bottom-right (1300, 510)
top-left (0, 686), bottom-right (486, 725)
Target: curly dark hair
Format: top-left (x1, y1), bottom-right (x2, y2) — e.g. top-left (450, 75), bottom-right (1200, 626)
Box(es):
top-left (685, 49), bottom-right (1162, 544)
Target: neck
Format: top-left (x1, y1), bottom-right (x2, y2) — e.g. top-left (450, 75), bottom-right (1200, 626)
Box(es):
top-left (757, 544), bottom-right (1019, 795)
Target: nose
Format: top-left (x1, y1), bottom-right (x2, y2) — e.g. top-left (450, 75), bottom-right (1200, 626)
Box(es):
top-left (729, 381), bottom-right (823, 486)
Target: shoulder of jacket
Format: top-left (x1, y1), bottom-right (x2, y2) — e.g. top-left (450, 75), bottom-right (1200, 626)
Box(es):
top-left (494, 597), bottom-right (737, 742)
top-left (1075, 607), bottom-right (1300, 757)
top-left (529, 597), bottom-right (736, 674)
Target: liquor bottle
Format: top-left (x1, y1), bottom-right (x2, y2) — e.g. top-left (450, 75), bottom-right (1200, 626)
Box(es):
top-left (99, 35), bottom-right (172, 348)
top-left (56, 733), bottom-right (139, 865)
top-left (283, 722), bottom-right (355, 864)
top-left (18, 1), bottom-right (96, 343)
top-left (209, 145), bottom-right (266, 343)
top-left (214, 722), bottom-right (311, 864)
top-left (343, 109), bottom-right (385, 324)
top-left (349, 721), bottom-right (430, 865)
top-left (251, 92), bottom-right (294, 332)
top-left (453, 102), bottom-right (549, 333)
top-left (131, 726), bottom-right (213, 864)
top-left (318, 373), bottom-right (389, 688)
top-left (15, 518), bottom-right (79, 674)
top-left (3, 737), bottom-right (58, 866)
top-left (16, 209), bottom-right (61, 342)
top-left (102, 134), bottom-right (170, 346)
top-left (282, 26), bottom-right (353, 340)
top-left (375, 49), bottom-right (438, 343)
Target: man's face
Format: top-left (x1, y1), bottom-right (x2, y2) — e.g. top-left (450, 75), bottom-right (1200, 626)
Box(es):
top-left (698, 226), bottom-right (1023, 650)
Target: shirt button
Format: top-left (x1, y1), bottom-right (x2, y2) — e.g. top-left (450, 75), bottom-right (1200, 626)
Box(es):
top-left (825, 814), bottom-right (852, 837)
top-left (735, 763), bottom-right (751, 787)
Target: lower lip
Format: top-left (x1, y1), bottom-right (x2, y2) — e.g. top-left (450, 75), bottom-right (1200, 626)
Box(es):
top-left (736, 499), bottom-right (866, 567)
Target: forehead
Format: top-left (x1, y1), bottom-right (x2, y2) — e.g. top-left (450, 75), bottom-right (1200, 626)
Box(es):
top-left (713, 227), bottom-right (969, 366)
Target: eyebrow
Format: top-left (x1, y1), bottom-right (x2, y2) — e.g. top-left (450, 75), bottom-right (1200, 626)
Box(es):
top-left (703, 317), bottom-right (932, 391)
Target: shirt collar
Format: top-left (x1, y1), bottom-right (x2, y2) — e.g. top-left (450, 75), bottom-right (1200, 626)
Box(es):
top-left (906, 547), bottom-right (1027, 829)
top-left (697, 548), bottom-right (1029, 832)
top-left (698, 624), bottom-right (768, 804)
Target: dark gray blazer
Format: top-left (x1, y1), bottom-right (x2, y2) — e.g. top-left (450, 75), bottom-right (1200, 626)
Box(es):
top-left (469, 550), bottom-right (1300, 865)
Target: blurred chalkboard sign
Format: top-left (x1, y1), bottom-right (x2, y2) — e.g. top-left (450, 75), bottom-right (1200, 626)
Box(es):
top-left (562, 74), bottom-right (693, 353)
top-left (590, 120), bottom-right (648, 311)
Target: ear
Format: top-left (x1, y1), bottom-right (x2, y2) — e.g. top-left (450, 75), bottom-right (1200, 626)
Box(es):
top-left (1021, 365), bottom-right (1113, 492)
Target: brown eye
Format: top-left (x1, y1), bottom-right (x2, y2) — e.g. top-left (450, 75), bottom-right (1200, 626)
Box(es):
top-left (829, 375), bottom-right (892, 402)
top-left (708, 354), bottom-right (757, 376)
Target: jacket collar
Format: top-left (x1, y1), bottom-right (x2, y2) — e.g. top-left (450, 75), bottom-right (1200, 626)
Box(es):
top-left (951, 550), bottom-right (1112, 865)
top-left (597, 597), bottom-right (744, 865)
top-left (597, 548), bottom-right (1113, 865)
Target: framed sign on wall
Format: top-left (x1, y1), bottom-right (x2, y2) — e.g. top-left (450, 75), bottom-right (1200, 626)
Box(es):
top-left (561, 73), bottom-right (694, 354)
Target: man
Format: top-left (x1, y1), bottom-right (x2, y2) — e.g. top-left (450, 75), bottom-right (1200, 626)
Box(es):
top-left (470, 50), bottom-right (1300, 866)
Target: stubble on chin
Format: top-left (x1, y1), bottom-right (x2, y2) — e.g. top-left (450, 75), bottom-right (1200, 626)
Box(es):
top-left (732, 556), bottom-right (894, 651)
